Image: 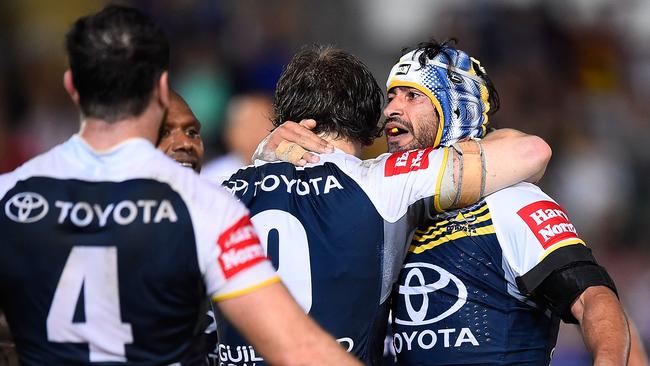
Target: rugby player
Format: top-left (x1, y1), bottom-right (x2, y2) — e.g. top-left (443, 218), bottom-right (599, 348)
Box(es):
top-left (158, 90), bottom-right (204, 173)
top-left (161, 44), bottom-right (551, 366)
top-left (385, 40), bottom-right (629, 365)
top-left (0, 6), bottom-right (360, 365)
top-left (266, 39), bottom-right (633, 365)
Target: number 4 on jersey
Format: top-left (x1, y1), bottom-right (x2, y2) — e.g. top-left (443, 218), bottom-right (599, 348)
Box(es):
top-left (46, 246), bottom-right (133, 362)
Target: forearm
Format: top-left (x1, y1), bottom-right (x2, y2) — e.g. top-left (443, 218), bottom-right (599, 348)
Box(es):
top-left (481, 128), bottom-right (551, 191)
top-left (629, 318), bottom-right (649, 366)
top-left (218, 282), bottom-right (361, 366)
top-left (573, 286), bottom-right (630, 365)
top-left (0, 312), bottom-right (17, 366)
top-left (445, 129), bottom-right (551, 210)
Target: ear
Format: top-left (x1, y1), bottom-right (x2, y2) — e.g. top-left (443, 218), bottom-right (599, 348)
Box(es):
top-left (63, 69), bottom-right (80, 105)
top-left (157, 71), bottom-right (170, 109)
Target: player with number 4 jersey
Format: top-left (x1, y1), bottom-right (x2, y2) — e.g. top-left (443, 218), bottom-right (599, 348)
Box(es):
top-left (0, 136), bottom-right (275, 365)
top-left (0, 6), bottom-right (362, 366)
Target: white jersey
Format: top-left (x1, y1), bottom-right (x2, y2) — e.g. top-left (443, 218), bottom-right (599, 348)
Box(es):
top-left (0, 135), bottom-right (276, 365)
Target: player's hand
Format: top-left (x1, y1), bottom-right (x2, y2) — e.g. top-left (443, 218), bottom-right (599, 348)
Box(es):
top-left (252, 119), bottom-right (334, 166)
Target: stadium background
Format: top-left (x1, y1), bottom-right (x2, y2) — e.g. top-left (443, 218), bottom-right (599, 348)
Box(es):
top-left (0, 0), bottom-right (648, 364)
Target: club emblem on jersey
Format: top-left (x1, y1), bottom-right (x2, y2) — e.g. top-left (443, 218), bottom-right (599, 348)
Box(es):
top-left (517, 200), bottom-right (581, 250)
top-left (384, 148), bottom-right (432, 177)
top-left (4, 192), bottom-right (49, 223)
top-left (445, 212), bottom-right (478, 235)
top-left (395, 262), bottom-right (467, 326)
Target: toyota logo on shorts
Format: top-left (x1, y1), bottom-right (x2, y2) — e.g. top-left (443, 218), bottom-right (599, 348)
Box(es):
top-left (395, 262), bottom-right (467, 326)
top-left (4, 192), bottom-right (49, 223)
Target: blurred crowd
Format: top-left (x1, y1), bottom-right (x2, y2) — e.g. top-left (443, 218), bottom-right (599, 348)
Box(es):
top-left (0, 1), bottom-right (648, 364)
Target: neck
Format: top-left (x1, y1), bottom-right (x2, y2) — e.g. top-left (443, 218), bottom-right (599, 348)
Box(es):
top-left (78, 102), bottom-right (164, 151)
top-left (321, 134), bottom-right (364, 157)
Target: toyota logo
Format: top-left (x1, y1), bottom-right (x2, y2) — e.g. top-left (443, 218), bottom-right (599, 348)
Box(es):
top-left (395, 262), bottom-right (467, 326)
top-left (4, 192), bottom-right (49, 223)
top-left (224, 179), bottom-right (249, 196)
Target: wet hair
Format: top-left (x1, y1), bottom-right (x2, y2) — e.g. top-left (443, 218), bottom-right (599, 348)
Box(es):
top-left (272, 45), bottom-right (383, 146)
top-left (405, 38), bottom-right (500, 116)
top-left (65, 4), bottom-right (169, 122)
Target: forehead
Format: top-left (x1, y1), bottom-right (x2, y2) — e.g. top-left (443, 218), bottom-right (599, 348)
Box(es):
top-left (166, 96), bottom-right (200, 128)
top-left (387, 85), bottom-right (420, 94)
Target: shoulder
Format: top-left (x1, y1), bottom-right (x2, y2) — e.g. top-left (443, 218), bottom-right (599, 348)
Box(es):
top-left (484, 182), bottom-right (552, 209)
top-left (484, 182), bottom-right (561, 235)
top-left (152, 152), bottom-right (238, 208)
top-left (0, 145), bottom-right (63, 200)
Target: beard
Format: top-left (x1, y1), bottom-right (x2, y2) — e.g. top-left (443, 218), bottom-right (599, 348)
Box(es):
top-left (385, 116), bottom-right (438, 153)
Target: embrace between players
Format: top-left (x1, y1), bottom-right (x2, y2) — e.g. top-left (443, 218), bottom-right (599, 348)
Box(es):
top-left (0, 4), bottom-right (644, 366)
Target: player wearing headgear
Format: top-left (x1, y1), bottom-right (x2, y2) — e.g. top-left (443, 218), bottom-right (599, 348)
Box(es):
top-left (0, 5), bottom-right (361, 366)
top-left (386, 39), bottom-right (629, 365)
top-left (207, 43), bottom-right (554, 366)
top-left (384, 39), bottom-right (492, 151)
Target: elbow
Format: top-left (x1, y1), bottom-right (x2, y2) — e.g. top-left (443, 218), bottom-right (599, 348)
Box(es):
top-left (524, 136), bottom-right (552, 173)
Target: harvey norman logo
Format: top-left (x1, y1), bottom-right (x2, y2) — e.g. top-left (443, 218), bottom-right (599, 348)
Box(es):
top-left (517, 200), bottom-right (580, 249)
top-left (217, 216), bottom-right (267, 279)
top-left (384, 148), bottom-right (433, 177)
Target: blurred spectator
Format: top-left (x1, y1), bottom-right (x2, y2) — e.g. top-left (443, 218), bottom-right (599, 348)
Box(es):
top-left (1, 1), bottom-right (649, 363)
top-left (201, 93), bottom-right (274, 179)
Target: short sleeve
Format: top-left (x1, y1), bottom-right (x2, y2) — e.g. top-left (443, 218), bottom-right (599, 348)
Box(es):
top-left (350, 147), bottom-right (450, 223)
top-left (190, 182), bottom-right (278, 301)
top-left (486, 183), bottom-right (587, 284)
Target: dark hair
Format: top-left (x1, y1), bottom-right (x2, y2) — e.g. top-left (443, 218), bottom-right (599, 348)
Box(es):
top-left (272, 45), bottom-right (383, 146)
top-left (404, 38), bottom-right (500, 116)
top-left (65, 5), bottom-right (169, 122)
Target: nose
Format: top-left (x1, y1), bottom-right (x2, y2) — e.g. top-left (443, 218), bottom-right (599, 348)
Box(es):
top-left (384, 95), bottom-right (404, 118)
top-left (171, 131), bottom-right (193, 152)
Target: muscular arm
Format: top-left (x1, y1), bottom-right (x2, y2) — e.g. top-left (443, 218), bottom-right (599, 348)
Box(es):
top-left (570, 286), bottom-right (630, 365)
top-left (217, 282), bottom-right (361, 366)
top-left (480, 128), bottom-right (551, 188)
top-left (256, 123), bottom-right (552, 211)
top-left (258, 123), bottom-right (550, 187)
top-left (629, 318), bottom-right (649, 366)
top-left (444, 128), bottom-right (551, 210)
top-left (0, 312), bottom-right (17, 366)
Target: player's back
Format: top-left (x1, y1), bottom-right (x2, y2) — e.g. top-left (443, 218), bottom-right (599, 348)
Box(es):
top-left (0, 136), bottom-right (262, 366)
top-left (214, 148), bottom-right (449, 365)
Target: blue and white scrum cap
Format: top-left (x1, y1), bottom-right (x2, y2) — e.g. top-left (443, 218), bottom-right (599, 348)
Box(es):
top-left (386, 45), bottom-right (491, 148)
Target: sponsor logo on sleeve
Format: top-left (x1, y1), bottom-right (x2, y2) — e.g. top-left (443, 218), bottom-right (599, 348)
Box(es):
top-left (384, 148), bottom-right (432, 177)
top-left (517, 200), bottom-right (581, 249)
top-left (217, 215), bottom-right (267, 279)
